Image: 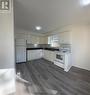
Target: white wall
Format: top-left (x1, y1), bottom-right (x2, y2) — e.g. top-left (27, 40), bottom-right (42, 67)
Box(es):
top-left (0, 0), bottom-right (15, 94)
top-left (71, 25), bottom-right (90, 70)
top-left (87, 24), bottom-right (90, 70)
top-left (0, 0), bottom-right (15, 69)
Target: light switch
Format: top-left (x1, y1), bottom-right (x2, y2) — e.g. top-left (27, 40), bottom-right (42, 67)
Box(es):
top-left (0, 0), bottom-right (9, 10)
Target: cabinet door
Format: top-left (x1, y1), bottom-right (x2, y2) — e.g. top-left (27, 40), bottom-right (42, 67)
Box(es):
top-left (15, 33), bottom-right (26, 39)
top-left (15, 39), bottom-right (26, 46)
top-left (27, 50), bottom-right (43, 61)
top-left (59, 32), bottom-right (71, 44)
top-left (43, 50), bottom-right (47, 60)
top-left (27, 50), bottom-right (35, 61)
top-left (30, 36), bottom-right (39, 44)
top-left (50, 51), bottom-right (55, 62)
top-left (43, 50), bottom-right (50, 61)
top-left (43, 50), bottom-right (55, 62)
top-left (27, 51), bottom-right (31, 61)
top-left (35, 50), bottom-right (43, 59)
top-left (27, 34), bottom-right (31, 44)
top-left (47, 51), bottom-right (55, 62)
top-left (47, 51), bottom-right (51, 61)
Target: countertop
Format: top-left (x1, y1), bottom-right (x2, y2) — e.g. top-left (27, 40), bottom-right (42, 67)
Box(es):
top-left (26, 47), bottom-right (59, 51)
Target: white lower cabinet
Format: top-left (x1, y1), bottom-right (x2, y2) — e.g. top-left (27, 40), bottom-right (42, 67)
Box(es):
top-left (27, 49), bottom-right (55, 62)
top-left (43, 50), bottom-right (48, 60)
top-left (27, 49), bottom-right (56, 62)
top-left (43, 50), bottom-right (55, 62)
top-left (27, 49), bottom-right (43, 61)
top-left (50, 51), bottom-right (56, 62)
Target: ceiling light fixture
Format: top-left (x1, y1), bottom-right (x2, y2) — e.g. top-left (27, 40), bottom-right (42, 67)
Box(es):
top-left (81, 0), bottom-right (90, 6)
top-left (35, 26), bottom-right (42, 30)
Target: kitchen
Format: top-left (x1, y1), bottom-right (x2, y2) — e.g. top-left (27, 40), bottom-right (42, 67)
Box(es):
top-left (0, 0), bottom-right (90, 95)
top-left (15, 24), bottom-right (90, 95)
top-left (15, 28), bottom-right (72, 72)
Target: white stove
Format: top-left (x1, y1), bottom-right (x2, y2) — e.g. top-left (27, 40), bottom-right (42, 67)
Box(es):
top-left (54, 44), bottom-right (72, 72)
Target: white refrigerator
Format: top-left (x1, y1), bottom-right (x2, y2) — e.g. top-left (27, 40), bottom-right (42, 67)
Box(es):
top-left (15, 39), bottom-right (26, 63)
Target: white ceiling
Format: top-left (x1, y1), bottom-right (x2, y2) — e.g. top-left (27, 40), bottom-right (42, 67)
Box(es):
top-left (14, 0), bottom-right (90, 33)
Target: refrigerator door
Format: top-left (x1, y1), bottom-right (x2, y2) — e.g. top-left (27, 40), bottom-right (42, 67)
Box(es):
top-left (16, 46), bottom-right (26, 63)
top-left (15, 39), bottom-right (26, 63)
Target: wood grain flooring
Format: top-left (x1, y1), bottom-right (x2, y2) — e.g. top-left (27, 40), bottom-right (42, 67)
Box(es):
top-left (16, 58), bottom-right (90, 95)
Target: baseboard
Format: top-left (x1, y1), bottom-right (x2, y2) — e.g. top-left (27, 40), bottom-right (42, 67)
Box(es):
top-left (71, 66), bottom-right (90, 72)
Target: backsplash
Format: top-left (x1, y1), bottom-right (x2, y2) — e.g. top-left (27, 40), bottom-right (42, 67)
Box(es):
top-left (27, 44), bottom-right (57, 48)
top-left (60, 43), bottom-right (71, 52)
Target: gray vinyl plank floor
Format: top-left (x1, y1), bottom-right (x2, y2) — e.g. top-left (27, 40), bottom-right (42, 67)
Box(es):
top-left (16, 58), bottom-right (90, 95)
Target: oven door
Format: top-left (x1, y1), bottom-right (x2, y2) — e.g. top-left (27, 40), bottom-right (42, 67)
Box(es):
top-left (55, 54), bottom-right (64, 63)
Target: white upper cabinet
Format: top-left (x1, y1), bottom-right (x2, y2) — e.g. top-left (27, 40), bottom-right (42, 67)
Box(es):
top-left (38, 36), bottom-right (45, 44)
top-left (15, 39), bottom-right (26, 46)
top-left (15, 33), bottom-right (26, 40)
top-left (48, 34), bottom-right (59, 47)
top-left (31, 36), bottom-right (39, 44)
top-left (27, 34), bottom-right (31, 44)
top-left (27, 35), bottom-right (40, 44)
top-left (59, 31), bottom-right (71, 44)
top-left (47, 31), bottom-right (72, 46)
